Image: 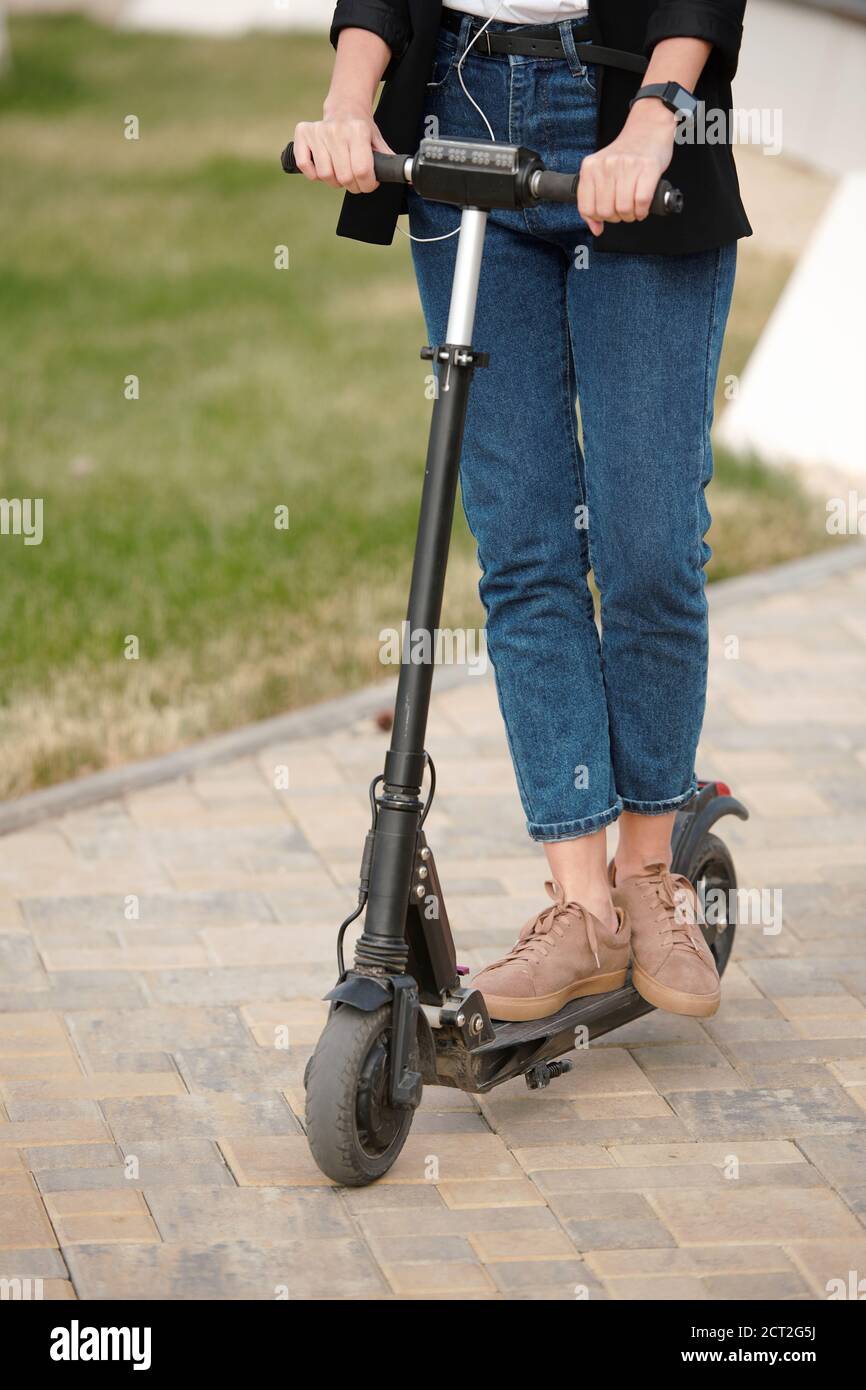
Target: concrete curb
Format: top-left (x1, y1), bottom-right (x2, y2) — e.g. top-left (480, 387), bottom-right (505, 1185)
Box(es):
top-left (1, 540), bottom-right (864, 837)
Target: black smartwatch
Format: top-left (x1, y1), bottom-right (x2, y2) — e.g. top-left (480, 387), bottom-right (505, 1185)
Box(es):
top-left (630, 81), bottom-right (698, 121)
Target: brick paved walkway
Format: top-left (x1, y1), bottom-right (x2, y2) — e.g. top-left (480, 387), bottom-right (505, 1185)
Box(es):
top-left (2, 548), bottom-right (865, 1301)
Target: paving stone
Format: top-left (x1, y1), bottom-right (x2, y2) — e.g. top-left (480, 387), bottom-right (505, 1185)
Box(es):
top-left (669, 1085), bottom-right (866, 1139)
top-left (119, 1139), bottom-right (225, 1167)
top-left (101, 1095), bottom-right (301, 1144)
top-left (23, 891), bottom-right (277, 929)
top-left (45, 1189), bottom-right (161, 1246)
top-left (0, 974), bottom-right (148, 1012)
top-left (380, 1133), bottom-right (522, 1185)
top-left (731, 1062), bottom-right (842, 1090)
top-left (340, 1184), bottom-right (446, 1215)
top-left (64, 1237), bottom-right (386, 1299)
top-left (2, 1073), bottom-right (186, 1103)
top-left (702, 1270), bottom-right (813, 1299)
top-left (511, 1144), bottom-right (615, 1172)
top-left (357, 1206), bottom-right (560, 1239)
top-left (533, 1164), bottom-right (726, 1196)
top-left (607, 1140), bottom-right (804, 1168)
top-left (0, 1117), bottom-right (112, 1148)
top-left (146, 965), bottom-right (332, 1007)
top-left (488, 1258), bottom-right (601, 1296)
top-left (368, 1234), bottom-right (477, 1264)
top-left (606, 1274), bottom-right (708, 1300)
top-left (0, 1247), bottom-right (69, 1279)
top-left (0, 1192), bottom-right (57, 1248)
top-left (437, 1179), bottom-right (546, 1209)
top-left (37, 1162), bottom-right (234, 1193)
top-left (585, 1245), bottom-right (799, 1278)
top-left (382, 1260), bottom-right (494, 1295)
top-left (652, 1185), bottom-right (862, 1244)
top-left (629, 1042), bottom-right (745, 1093)
top-left (67, 1007), bottom-right (249, 1055)
top-left (784, 1238), bottom-right (866, 1297)
top-left (468, 1228), bottom-right (577, 1261)
top-left (144, 1186), bottom-right (353, 1243)
top-left (0, 1053), bottom-right (83, 1081)
top-left (174, 1047), bottom-right (304, 1093)
top-left (490, 1115), bottom-right (691, 1147)
top-left (796, 1131), bottom-right (866, 1189)
top-left (220, 1136), bottom-right (333, 1187)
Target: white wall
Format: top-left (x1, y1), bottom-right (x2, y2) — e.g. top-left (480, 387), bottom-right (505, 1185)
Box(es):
top-left (120, 0), bottom-right (333, 33)
top-left (734, 0), bottom-right (866, 176)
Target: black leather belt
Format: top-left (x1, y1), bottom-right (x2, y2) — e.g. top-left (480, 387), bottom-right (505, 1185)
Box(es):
top-left (440, 7), bottom-right (647, 73)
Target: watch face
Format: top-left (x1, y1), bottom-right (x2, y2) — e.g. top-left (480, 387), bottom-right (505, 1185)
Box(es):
top-left (670, 84), bottom-right (698, 119)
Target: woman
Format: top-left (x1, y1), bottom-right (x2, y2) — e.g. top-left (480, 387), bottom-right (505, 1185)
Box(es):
top-left (293, 0), bottom-right (750, 1023)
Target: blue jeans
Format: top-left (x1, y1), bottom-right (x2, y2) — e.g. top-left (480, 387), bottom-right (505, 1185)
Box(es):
top-left (408, 16), bottom-right (737, 842)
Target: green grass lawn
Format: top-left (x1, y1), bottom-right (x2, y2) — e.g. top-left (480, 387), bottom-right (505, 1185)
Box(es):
top-left (0, 16), bottom-right (831, 797)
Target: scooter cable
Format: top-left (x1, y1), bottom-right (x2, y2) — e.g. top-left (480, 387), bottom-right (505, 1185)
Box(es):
top-left (334, 758), bottom-right (435, 974)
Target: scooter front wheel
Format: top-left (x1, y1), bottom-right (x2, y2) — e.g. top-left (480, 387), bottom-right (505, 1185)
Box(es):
top-left (305, 1003), bottom-right (418, 1186)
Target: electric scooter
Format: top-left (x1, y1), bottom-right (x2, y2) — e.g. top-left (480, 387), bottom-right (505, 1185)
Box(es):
top-left (282, 136), bottom-right (748, 1186)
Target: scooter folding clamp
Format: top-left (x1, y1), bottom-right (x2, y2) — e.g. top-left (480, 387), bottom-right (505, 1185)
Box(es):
top-left (421, 343), bottom-right (490, 370)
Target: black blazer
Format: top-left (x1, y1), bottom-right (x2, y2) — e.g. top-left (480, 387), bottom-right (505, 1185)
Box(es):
top-left (328, 0), bottom-right (751, 255)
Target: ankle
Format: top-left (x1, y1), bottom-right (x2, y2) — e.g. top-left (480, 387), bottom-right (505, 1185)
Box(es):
top-left (614, 854), bottom-right (670, 884)
top-left (560, 882), bottom-right (617, 930)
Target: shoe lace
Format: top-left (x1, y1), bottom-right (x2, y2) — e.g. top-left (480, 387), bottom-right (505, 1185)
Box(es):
top-left (502, 884), bottom-right (602, 971)
top-left (637, 863), bottom-right (704, 955)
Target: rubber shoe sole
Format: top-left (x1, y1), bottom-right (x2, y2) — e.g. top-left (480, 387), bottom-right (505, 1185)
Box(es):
top-left (632, 962), bottom-right (720, 1018)
top-left (480, 969), bottom-right (628, 1022)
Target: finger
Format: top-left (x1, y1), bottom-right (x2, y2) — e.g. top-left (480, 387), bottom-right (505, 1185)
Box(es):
top-left (292, 127), bottom-right (317, 181)
top-left (577, 160), bottom-right (598, 226)
top-left (634, 167), bottom-right (659, 221)
top-left (308, 138), bottom-right (339, 189)
top-left (325, 136), bottom-right (359, 193)
top-left (348, 129), bottom-right (377, 194)
top-left (594, 161), bottom-right (618, 223)
top-left (371, 124), bottom-right (396, 156)
top-left (614, 166), bottom-right (640, 223)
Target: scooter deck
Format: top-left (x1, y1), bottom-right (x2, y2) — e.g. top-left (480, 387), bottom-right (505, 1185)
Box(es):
top-left (477, 977), bottom-right (653, 1053)
top-left (438, 976), bottom-right (655, 1093)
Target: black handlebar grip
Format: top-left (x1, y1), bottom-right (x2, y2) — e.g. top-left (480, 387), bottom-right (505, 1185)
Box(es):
top-left (650, 178), bottom-right (683, 216)
top-left (281, 141), bottom-right (409, 184)
top-left (532, 168), bottom-right (682, 217)
top-left (281, 141), bottom-right (300, 174)
top-left (532, 170), bottom-right (579, 204)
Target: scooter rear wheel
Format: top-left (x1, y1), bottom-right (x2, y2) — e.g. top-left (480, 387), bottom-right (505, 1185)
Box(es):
top-left (684, 830), bottom-right (737, 977)
top-left (305, 1004), bottom-right (418, 1186)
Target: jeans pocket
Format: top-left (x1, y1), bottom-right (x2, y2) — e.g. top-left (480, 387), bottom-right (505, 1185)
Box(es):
top-left (571, 59), bottom-right (597, 97)
top-left (427, 46), bottom-right (458, 93)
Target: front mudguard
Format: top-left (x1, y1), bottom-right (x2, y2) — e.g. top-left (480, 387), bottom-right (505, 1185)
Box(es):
top-left (323, 971), bottom-right (432, 1102)
top-left (672, 785), bottom-right (748, 876)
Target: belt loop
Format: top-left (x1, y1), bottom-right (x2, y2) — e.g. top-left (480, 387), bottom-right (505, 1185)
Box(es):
top-left (458, 14), bottom-right (474, 54)
top-left (560, 20), bottom-right (585, 78)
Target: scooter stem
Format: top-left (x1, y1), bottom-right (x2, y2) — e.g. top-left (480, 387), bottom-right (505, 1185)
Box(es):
top-left (355, 209), bottom-right (489, 968)
top-left (446, 208), bottom-right (488, 344)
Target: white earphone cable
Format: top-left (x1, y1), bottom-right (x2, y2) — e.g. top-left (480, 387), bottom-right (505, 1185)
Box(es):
top-left (397, 3), bottom-right (504, 244)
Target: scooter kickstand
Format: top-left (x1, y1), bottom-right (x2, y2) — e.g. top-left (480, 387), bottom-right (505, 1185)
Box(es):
top-left (524, 1059), bottom-right (573, 1091)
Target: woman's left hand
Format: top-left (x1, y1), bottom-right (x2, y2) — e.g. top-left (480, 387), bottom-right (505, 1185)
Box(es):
top-left (578, 99), bottom-right (677, 236)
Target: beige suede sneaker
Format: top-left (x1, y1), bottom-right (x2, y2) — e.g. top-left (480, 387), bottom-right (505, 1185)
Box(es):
top-left (472, 881), bottom-right (630, 1022)
top-left (610, 861), bottom-right (721, 1017)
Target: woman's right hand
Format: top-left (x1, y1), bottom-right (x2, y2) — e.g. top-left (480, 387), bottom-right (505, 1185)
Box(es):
top-left (292, 110), bottom-right (394, 195)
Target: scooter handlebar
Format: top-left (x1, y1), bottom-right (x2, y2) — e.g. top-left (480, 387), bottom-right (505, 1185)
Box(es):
top-left (530, 168), bottom-right (682, 217)
top-left (281, 141), bottom-right (683, 217)
top-left (281, 141), bottom-right (409, 185)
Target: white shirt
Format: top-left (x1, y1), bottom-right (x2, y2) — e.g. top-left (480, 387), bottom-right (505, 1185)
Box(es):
top-left (442, 2), bottom-right (590, 22)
